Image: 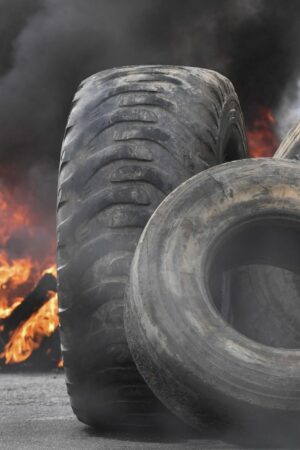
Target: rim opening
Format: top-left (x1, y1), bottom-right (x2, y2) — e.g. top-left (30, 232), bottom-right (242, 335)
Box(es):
top-left (209, 214), bottom-right (300, 348)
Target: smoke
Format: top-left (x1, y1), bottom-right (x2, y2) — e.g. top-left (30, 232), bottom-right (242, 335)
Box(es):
top-left (277, 79), bottom-right (300, 137)
top-left (0, 0), bottom-right (40, 77)
top-left (4, 227), bottom-right (52, 262)
top-left (1, 0), bottom-right (300, 220)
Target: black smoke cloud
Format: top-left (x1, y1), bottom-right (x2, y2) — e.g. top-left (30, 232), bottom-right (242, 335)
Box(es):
top-left (1, 0), bottom-right (300, 220)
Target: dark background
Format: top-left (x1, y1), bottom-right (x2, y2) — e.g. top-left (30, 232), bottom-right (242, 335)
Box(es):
top-left (1, 0), bottom-right (300, 243)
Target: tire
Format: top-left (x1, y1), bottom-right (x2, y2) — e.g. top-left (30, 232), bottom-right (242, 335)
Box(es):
top-left (235, 121), bottom-right (300, 349)
top-left (125, 158), bottom-right (300, 444)
top-left (56, 65), bottom-right (247, 428)
top-left (274, 120), bottom-right (300, 159)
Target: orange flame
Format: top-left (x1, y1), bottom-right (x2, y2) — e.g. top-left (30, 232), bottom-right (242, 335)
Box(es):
top-left (0, 254), bottom-right (42, 319)
top-left (42, 265), bottom-right (57, 278)
top-left (0, 187), bottom-right (55, 320)
top-left (0, 185), bottom-right (60, 366)
top-left (58, 358), bottom-right (64, 368)
top-left (0, 291), bottom-right (59, 364)
top-left (247, 107), bottom-right (279, 157)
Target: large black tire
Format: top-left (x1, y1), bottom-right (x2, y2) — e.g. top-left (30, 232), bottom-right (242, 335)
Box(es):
top-left (125, 159), bottom-right (300, 445)
top-left (56, 65), bottom-right (247, 428)
top-left (274, 120), bottom-right (300, 159)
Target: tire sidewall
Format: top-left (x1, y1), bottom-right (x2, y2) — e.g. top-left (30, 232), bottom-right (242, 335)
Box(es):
top-left (126, 158), bottom-right (300, 430)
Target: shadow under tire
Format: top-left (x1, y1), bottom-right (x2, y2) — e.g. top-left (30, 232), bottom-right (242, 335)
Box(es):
top-left (56, 65), bottom-right (247, 428)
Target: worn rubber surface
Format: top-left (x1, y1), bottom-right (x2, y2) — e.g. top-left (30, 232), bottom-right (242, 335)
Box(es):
top-left (56, 65), bottom-right (247, 428)
top-left (125, 158), bottom-right (300, 444)
top-left (237, 120), bottom-right (300, 349)
top-left (274, 120), bottom-right (300, 159)
top-left (228, 264), bottom-right (300, 348)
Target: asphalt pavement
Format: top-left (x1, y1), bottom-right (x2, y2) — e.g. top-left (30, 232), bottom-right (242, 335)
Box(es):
top-left (0, 373), bottom-right (284, 450)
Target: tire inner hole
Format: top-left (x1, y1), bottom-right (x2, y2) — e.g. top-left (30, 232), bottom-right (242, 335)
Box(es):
top-left (209, 215), bottom-right (300, 349)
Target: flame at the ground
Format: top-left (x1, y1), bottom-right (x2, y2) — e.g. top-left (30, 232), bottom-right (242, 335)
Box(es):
top-left (0, 185), bottom-right (59, 366)
top-left (58, 358), bottom-right (63, 368)
top-left (247, 106), bottom-right (279, 157)
top-left (0, 291), bottom-right (59, 364)
top-left (0, 254), bottom-right (42, 319)
top-left (0, 187), bottom-right (55, 320)
top-left (42, 265), bottom-right (57, 278)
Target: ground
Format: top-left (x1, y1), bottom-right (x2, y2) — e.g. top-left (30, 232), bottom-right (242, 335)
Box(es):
top-left (0, 373), bottom-right (266, 450)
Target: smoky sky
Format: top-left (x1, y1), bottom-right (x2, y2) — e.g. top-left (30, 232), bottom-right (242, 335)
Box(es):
top-left (1, 0), bottom-right (300, 220)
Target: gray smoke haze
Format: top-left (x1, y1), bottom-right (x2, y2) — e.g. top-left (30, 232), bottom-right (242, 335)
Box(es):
top-left (1, 0), bottom-right (300, 222)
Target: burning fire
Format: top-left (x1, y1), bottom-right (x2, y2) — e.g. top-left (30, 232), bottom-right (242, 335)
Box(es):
top-left (0, 187), bottom-right (54, 317)
top-left (0, 255), bottom-right (45, 320)
top-left (0, 292), bottom-right (58, 364)
top-left (0, 185), bottom-right (59, 367)
top-left (247, 106), bottom-right (279, 157)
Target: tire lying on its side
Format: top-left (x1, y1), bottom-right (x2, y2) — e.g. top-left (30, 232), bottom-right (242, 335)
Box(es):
top-left (125, 158), bottom-right (300, 443)
top-left (56, 65), bottom-right (247, 428)
top-left (274, 120), bottom-right (300, 160)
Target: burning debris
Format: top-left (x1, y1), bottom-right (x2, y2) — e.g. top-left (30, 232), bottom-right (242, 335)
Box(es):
top-left (0, 186), bottom-right (60, 370)
top-left (0, 280), bottom-right (60, 369)
top-left (0, 270), bottom-right (60, 370)
top-left (1, 292), bottom-right (58, 365)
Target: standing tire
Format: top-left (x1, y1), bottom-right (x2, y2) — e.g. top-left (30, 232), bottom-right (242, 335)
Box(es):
top-left (125, 158), bottom-right (300, 444)
top-left (57, 65), bottom-right (247, 428)
top-left (274, 120), bottom-right (300, 160)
